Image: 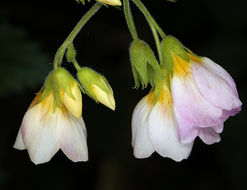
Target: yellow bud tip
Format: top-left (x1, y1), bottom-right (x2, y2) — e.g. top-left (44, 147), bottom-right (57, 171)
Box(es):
top-left (91, 84), bottom-right (116, 110)
top-left (61, 83), bottom-right (82, 118)
top-left (97, 0), bottom-right (122, 6)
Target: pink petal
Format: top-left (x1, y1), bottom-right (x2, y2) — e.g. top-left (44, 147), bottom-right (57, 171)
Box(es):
top-left (174, 109), bottom-right (199, 144)
top-left (203, 58), bottom-right (238, 95)
top-left (131, 96), bottom-right (155, 158)
top-left (172, 76), bottom-right (223, 128)
top-left (198, 128), bottom-right (221, 145)
top-left (56, 111), bottom-right (88, 162)
top-left (212, 123), bottom-right (224, 133)
top-left (191, 60), bottom-right (242, 111)
top-left (148, 103), bottom-right (193, 162)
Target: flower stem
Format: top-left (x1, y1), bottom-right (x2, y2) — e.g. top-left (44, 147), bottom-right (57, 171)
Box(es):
top-left (123, 0), bottom-right (138, 40)
top-left (132, 0), bottom-right (166, 66)
top-left (53, 3), bottom-right (102, 70)
top-left (73, 59), bottom-right (82, 71)
top-left (132, 0), bottom-right (166, 38)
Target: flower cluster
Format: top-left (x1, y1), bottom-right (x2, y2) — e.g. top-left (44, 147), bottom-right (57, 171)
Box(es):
top-left (131, 36), bottom-right (242, 161)
top-left (13, 0), bottom-right (242, 164)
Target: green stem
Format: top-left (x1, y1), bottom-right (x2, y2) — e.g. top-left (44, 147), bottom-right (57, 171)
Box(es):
top-left (132, 0), bottom-right (166, 38)
top-left (132, 0), bottom-right (165, 65)
top-left (53, 3), bottom-right (102, 70)
top-left (150, 17), bottom-right (166, 39)
top-left (150, 24), bottom-right (164, 67)
top-left (123, 0), bottom-right (138, 40)
top-left (73, 59), bottom-right (82, 71)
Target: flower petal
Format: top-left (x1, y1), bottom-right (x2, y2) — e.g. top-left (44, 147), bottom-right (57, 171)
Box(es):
top-left (174, 109), bottom-right (199, 144)
top-left (62, 82), bottom-right (82, 118)
top-left (191, 60), bottom-right (242, 111)
top-left (56, 110), bottom-right (88, 162)
top-left (91, 84), bottom-right (115, 110)
top-left (203, 58), bottom-right (238, 95)
top-left (132, 96), bottom-right (154, 158)
top-left (13, 128), bottom-right (26, 150)
top-left (198, 128), bottom-right (221, 145)
top-left (172, 75), bottom-right (223, 128)
top-left (212, 123), bottom-right (224, 133)
top-left (148, 103), bottom-right (193, 162)
top-left (21, 105), bottom-right (60, 165)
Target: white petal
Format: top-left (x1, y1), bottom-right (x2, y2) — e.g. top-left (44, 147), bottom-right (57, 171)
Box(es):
top-left (198, 128), bottom-right (221, 145)
top-left (13, 128), bottom-right (26, 150)
top-left (148, 103), bottom-right (193, 162)
top-left (56, 110), bottom-right (88, 162)
top-left (22, 105), bottom-right (60, 165)
top-left (131, 96), bottom-right (154, 158)
top-left (191, 60), bottom-right (241, 111)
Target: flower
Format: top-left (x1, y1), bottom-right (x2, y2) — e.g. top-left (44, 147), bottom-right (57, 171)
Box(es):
top-left (77, 67), bottom-right (115, 110)
top-left (162, 36), bottom-right (242, 145)
top-left (132, 82), bottom-right (193, 161)
top-left (13, 69), bottom-right (88, 164)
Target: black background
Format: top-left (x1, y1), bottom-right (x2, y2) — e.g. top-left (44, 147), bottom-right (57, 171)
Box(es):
top-left (0, 0), bottom-right (246, 189)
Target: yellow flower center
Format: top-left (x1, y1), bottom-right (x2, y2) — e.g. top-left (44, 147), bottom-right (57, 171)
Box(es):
top-left (173, 54), bottom-right (192, 78)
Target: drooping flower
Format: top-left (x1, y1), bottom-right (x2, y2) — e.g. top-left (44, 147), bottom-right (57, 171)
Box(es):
top-left (161, 36), bottom-right (242, 145)
top-left (13, 68), bottom-right (88, 164)
top-left (132, 76), bottom-right (193, 161)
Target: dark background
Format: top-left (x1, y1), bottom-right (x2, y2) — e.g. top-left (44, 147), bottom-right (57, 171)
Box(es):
top-left (0, 0), bottom-right (246, 189)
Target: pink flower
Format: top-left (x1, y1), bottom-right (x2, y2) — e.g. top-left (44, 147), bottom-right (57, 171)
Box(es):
top-left (171, 53), bottom-right (242, 144)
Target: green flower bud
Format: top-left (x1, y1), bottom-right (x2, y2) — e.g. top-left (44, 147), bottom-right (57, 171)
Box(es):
top-left (77, 67), bottom-right (115, 110)
top-left (53, 67), bottom-right (82, 118)
top-left (66, 43), bottom-right (76, 63)
top-left (130, 40), bottom-right (161, 89)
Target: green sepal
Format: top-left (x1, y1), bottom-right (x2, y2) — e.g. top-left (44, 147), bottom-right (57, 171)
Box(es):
top-left (77, 67), bottom-right (113, 101)
top-left (53, 67), bottom-right (78, 100)
top-left (161, 35), bottom-right (189, 75)
top-left (38, 72), bottom-right (53, 103)
top-left (38, 71), bottom-right (60, 113)
top-left (131, 66), bottom-right (140, 89)
top-left (130, 40), bottom-right (162, 89)
top-left (153, 67), bottom-right (170, 103)
top-left (66, 43), bottom-right (76, 63)
top-left (36, 68), bottom-right (80, 113)
top-left (185, 47), bottom-right (202, 59)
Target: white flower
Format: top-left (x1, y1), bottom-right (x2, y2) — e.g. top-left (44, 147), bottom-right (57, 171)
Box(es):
top-left (132, 86), bottom-right (193, 162)
top-left (14, 70), bottom-right (88, 165)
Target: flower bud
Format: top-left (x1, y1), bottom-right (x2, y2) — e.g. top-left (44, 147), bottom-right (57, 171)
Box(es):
top-left (53, 68), bottom-right (82, 118)
top-left (97, 0), bottom-right (122, 6)
top-left (130, 40), bottom-right (161, 89)
top-left (77, 67), bottom-right (115, 110)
